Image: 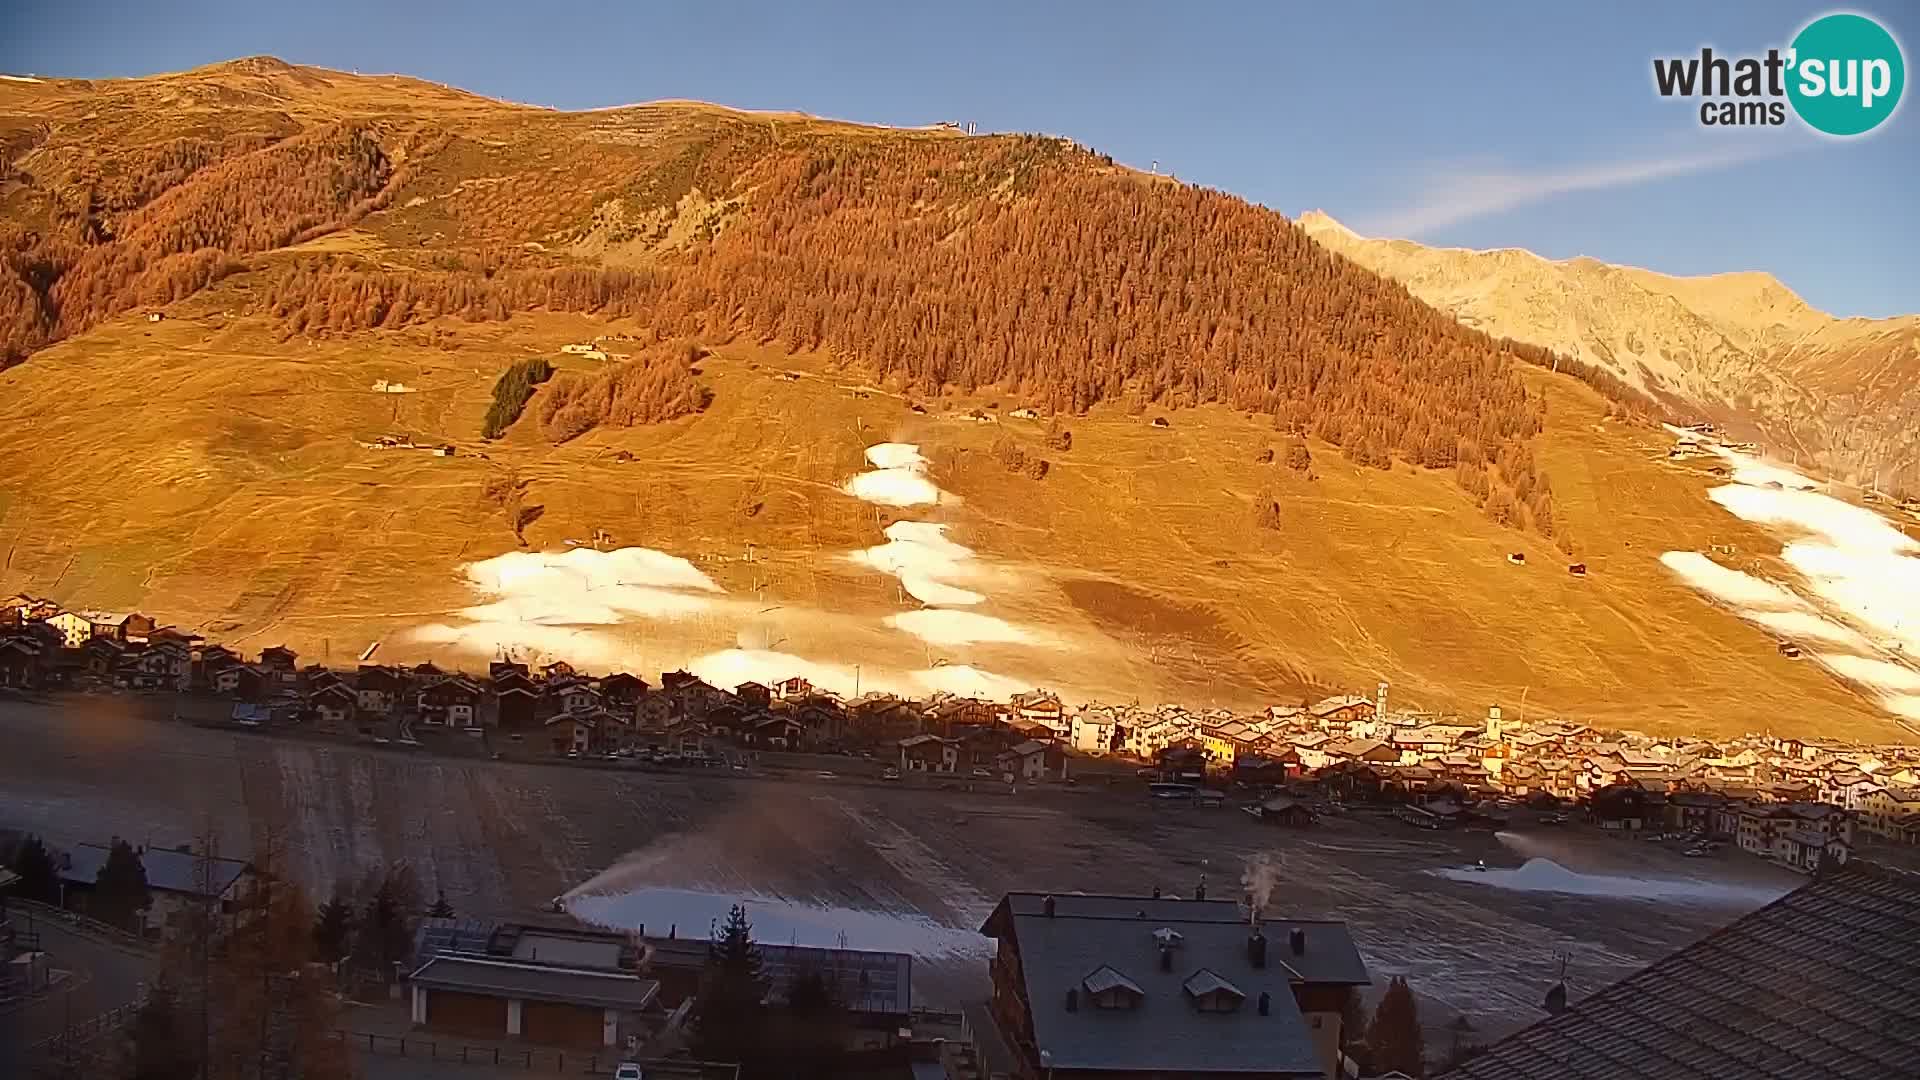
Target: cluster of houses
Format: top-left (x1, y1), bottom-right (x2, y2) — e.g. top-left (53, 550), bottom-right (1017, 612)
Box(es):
top-left (6, 594), bottom-right (1920, 865)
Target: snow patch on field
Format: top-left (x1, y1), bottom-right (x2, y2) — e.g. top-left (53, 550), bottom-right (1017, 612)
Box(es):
top-left (848, 522), bottom-right (986, 606)
top-left (411, 546), bottom-right (730, 664)
top-left (1657, 552), bottom-right (1806, 611)
top-left (1434, 857), bottom-right (1792, 906)
top-left (566, 886), bottom-right (992, 959)
top-left (885, 609), bottom-right (1038, 646)
top-left (842, 443), bottom-right (948, 507)
top-left (1660, 446), bottom-right (1920, 721)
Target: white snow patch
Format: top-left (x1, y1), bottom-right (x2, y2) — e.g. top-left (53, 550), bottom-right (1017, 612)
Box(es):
top-left (1780, 541), bottom-right (1920, 657)
top-left (1434, 857), bottom-right (1791, 906)
top-left (1710, 484), bottom-right (1917, 554)
top-left (1661, 449), bottom-right (1920, 721)
top-left (843, 469), bottom-right (945, 507)
top-left (841, 442), bottom-right (949, 507)
top-left (1743, 609), bottom-right (1870, 650)
top-left (1817, 654), bottom-right (1920, 692)
top-left (468, 546), bottom-right (723, 597)
top-left (885, 609), bottom-right (1039, 646)
top-left (410, 546), bottom-right (727, 662)
top-left (1657, 552), bottom-right (1806, 611)
top-left (565, 886), bottom-right (992, 959)
top-left (847, 521), bottom-right (986, 606)
top-left (865, 443), bottom-right (929, 471)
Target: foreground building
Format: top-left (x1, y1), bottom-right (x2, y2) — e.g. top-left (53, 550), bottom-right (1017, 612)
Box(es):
top-left (1437, 860), bottom-right (1920, 1080)
top-left (979, 891), bottom-right (1370, 1079)
top-left (55, 840), bottom-right (255, 937)
top-left (410, 921), bottom-right (659, 1048)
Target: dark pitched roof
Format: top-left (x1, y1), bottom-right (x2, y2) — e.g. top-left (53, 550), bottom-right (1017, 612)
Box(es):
top-left (409, 955), bottom-right (660, 1010)
top-left (59, 842), bottom-right (252, 897)
top-left (980, 893), bottom-right (1366, 1076)
top-left (1438, 860), bottom-right (1920, 1080)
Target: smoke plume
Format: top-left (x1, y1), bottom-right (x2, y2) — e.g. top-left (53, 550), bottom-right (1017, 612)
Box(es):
top-left (1242, 852), bottom-right (1280, 920)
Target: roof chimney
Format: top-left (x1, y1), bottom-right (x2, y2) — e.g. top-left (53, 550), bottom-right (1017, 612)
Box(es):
top-left (1289, 928), bottom-right (1306, 956)
top-left (1151, 885), bottom-right (1161, 900)
top-left (1194, 877), bottom-right (1207, 901)
top-left (1248, 931), bottom-right (1267, 969)
top-left (1042, 894), bottom-right (1056, 918)
top-left (1065, 988), bottom-right (1078, 1012)
top-left (1258, 991), bottom-right (1271, 1016)
top-left (1159, 946), bottom-right (1173, 972)
top-left (1543, 981), bottom-right (1568, 1015)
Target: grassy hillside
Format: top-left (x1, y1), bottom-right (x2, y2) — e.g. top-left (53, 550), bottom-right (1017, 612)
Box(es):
top-left (0, 60), bottom-right (1905, 739)
top-left (0, 282), bottom-right (1897, 740)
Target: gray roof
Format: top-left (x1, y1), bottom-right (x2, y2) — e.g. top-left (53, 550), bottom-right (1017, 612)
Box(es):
top-left (1438, 861), bottom-right (1920, 1080)
top-left (988, 892), bottom-right (1370, 985)
top-left (1083, 965), bottom-right (1144, 996)
top-left (409, 955), bottom-right (660, 1011)
top-left (982, 893), bottom-right (1367, 1075)
top-left (60, 843), bottom-right (252, 898)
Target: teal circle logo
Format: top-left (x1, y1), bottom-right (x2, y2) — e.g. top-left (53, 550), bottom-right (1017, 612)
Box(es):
top-left (1787, 13), bottom-right (1905, 135)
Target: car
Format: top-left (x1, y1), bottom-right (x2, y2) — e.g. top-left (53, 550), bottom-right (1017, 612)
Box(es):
top-left (731, 763), bottom-right (748, 773)
top-left (565, 749), bottom-right (580, 759)
top-left (1684, 848), bottom-right (1706, 858)
top-left (815, 770), bottom-right (838, 780)
top-left (882, 767), bottom-right (901, 780)
top-left (971, 767), bottom-right (994, 780)
top-left (613, 1063), bottom-right (645, 1080)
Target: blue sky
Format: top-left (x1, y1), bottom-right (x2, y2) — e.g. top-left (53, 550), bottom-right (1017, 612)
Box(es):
top-left (4, 1), bottom-right (1915, 316)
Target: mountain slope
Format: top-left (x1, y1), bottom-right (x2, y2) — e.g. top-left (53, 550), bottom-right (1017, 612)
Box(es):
top-left (0, 60), bottom-right (1907, 740)
top-left (4, 59), bottom-right (1574, 533)
top-left (1298, 211), bottom-right (1920, 491)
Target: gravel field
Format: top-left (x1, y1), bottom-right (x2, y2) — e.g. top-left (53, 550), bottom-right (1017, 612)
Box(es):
top-left (0, 693), bottom-right (1806, 1037)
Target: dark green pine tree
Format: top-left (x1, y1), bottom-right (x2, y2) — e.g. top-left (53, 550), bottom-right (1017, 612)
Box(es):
top-left (1367, 975), bottom-right (1427, 1077)
top-left (313, 892), bottom-right (354, 963)
top-left (9, 833), bottom-right (60, 904)
top-left (427, 888), bottom-right (455, 920)
top-left (691, 904), bottom-right (766, 1067)
top-left (93, 838), bottom-right (151, 932)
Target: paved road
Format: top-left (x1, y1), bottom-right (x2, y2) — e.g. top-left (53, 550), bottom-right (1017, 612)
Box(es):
top-left (0, 912), bottom-right (159, 1075)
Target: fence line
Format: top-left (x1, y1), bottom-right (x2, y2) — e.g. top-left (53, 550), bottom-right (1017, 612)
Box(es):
top-left (331, 1030), bottom-right (738, 1077)
top-left (6, 896), bottom-right (158, 955)
top-left (31, 990), bottom-right (148, 1056)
